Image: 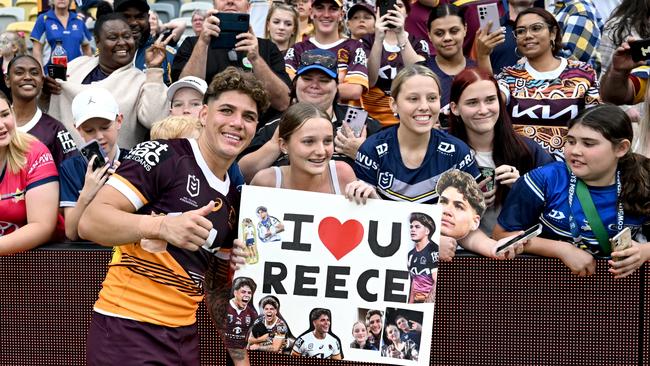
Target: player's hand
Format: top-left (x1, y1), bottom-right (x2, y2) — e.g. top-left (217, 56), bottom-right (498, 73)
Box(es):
top-left (79, 155), bottom-right (111, 205)
top-left (609, 240), bottom-right (649, 278)
top-left (230, 238), bottom-right (248, 271)
top-left (439, 235), bottom-right (458, 262)
top-left (334, 123), bottom-right (367, 159)
top-left (491, 231), bottom-right (525, 260)
top-left (558, 243), bottom-right (596, 277)
top-left (235, 28), bottom-right (260, 61)
top-left (495, 164), bottom-right (519, 187)
top-left (199, 9), bottom-right (221, 45)
top-left (159, 201), bottom-right (215, 250)
top-left (344, 180), bottom-right (379, 204)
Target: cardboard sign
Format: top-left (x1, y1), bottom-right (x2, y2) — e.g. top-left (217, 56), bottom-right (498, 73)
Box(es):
top-left (231, 186), bottom-right (439, 365)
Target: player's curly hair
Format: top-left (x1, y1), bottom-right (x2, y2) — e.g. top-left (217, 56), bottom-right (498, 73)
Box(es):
top-left (436, 170), bottom-right (486, 216)
top-left (204, 66), bottom-right (270, 116)
top-left (409, 212), bottom-right (436, 242)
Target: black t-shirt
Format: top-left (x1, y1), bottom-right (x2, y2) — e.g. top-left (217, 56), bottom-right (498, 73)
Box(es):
top-left (240, 104), bottom-right (383, 168)
top-left (171, 37), bottom-right (291, 124)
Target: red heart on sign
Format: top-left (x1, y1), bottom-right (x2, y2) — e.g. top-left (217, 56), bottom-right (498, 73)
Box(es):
top-left (318, 217), bottom-right (364, 260)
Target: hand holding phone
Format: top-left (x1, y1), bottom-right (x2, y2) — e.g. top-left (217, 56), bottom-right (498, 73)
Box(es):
top-left (610, 227), bottom-right (632, 261)
top-left (47, 64), bottom-right (67, 81)
top-left (377, 0), bottom-right (397, 28)
top-left (495, 223), bottom-right (542, 256)
top-left (80, 140), bottom-right (107, 171)
top-left (477, 3), bottom-right (500, 34)
top-left (343, 107), bottom-right (368, 138)
top-left (629, 38), bottom-right (650, 62)
top-left (210, 13), bottom-right (250, 49)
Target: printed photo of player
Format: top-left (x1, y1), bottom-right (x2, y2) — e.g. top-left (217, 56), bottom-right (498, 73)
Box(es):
top-left (436, 170), bottom-right (486, 240)
top-left (256, 206), bottom-right (285, 243)
top-left (241, 218), bottom-right (259, 264)
top-left (223, 277), bottom-right (258, 366)
top-left (248, 295), bottom-right (294, 353)
top-left (292, 308), bottom-right (343, 360)
top-left (407, 212), bottom-right (439, 303)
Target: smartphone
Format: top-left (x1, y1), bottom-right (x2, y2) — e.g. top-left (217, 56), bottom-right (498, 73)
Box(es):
top-left (479, 167), bottom-right (495, 193)
top-left (210, 13), bottom-right (250, 49)
top-left (80, 140), bottom-right (107, 171)
top-left (377, 0), bottom-right (397, 28)
top-left (495, 223), bottom-right (542, 255)
top-left (610, 227), bottom-right (632, 261)
top-left (629, 38), bottom-right (650, 62)
top-left (343, 107), bottom-right (368, 137)
top-left (46, 64), bottom-right (66, 81)
top-left (477, 3), bottom-right (500, 34)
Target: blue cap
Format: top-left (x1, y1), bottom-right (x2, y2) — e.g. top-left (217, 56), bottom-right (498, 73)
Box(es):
top-left (296, 49), bottom-right (338, 79)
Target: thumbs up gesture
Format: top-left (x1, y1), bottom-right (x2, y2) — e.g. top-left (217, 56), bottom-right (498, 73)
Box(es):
top-left (159, 201), bottom-right (215, 251)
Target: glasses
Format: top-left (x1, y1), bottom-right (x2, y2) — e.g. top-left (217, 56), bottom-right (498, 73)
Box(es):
top-left (300, 52), bottom-right (337, 70)
top-left (513, 22), bottom-right (549, 39)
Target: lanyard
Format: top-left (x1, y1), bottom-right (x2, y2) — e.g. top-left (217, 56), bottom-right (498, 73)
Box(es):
top-left (567, 168), bottom-right (623, 254)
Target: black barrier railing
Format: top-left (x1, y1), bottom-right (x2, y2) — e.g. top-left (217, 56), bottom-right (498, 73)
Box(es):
top-left (0, 243), bottom-right (646, 365)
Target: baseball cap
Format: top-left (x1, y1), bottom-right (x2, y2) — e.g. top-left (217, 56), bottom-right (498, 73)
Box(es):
top-left (347, 1), bottom-right (375, 20)
top-left (167, 76), bottom-right (208, 101)
top-left (113, 0), bottom-right (150, 13)
top-left (72, 88), bottom-right (120, 128)
top-left (296, 49), bottom-right (338, 79)
top-left (312, 0), bottom-right (342, 8)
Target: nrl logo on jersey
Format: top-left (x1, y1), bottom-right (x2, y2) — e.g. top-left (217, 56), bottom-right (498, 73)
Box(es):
top-left (186, 175), bottom-right (200, 197)
top-left (378, 171), bottom-right (394, 189)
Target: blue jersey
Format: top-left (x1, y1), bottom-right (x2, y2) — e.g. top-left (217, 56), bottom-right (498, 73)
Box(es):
top-left (354, 126), bottom-right (480, 204)
top-left (498, 162), bottom-right (648, 256)
top-left (31, 10), bottom-right (91, 66)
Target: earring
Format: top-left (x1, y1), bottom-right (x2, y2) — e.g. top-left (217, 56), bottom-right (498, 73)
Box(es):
top-left (514, 46), bottom-right (522, 58)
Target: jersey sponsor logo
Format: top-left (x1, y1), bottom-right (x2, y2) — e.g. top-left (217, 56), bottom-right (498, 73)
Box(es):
top-left (378, 171), bottom-right (394, 190)
top-left (355, 151), bottom-right (377, 170)
top-left (186, 175), bottom-right (200, 197)
top-left (353, 47), bottom-right (367, 66)
top-left (56, 130), bottom-right (77, 153)
top-left (512, 104), bottom-right (579, 120)
top-left (28, 152), bottom-right (54, 174)
top-left (457, 153), bottom-right (473, 169)
top-left (548, 209), bottom-right (566, 220)
top-left (125, 141), bottom-right (171, 171)
top-left (375, 143), bottom-right (388, 157)
top-left (295, 337), bottom-right (304, 348)
top-left (437, 142), bottom-right (456, 154)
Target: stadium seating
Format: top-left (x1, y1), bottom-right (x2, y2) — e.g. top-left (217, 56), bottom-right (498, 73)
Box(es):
top-left (0, 7), bottom-right (25, 31)
top-left (179, 1), bottom-right (210, 19)
top-left (14, 0), bottom-right (36, 21)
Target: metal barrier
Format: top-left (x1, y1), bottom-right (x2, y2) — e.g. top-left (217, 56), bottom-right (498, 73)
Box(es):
top-left (0, 243), bottom-right (645, 365)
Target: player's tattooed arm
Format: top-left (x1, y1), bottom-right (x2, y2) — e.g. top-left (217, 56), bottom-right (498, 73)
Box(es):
top-left (227, 348), bottom-right (247, 362)
top-left (205, 257), bottom-right (231, 335)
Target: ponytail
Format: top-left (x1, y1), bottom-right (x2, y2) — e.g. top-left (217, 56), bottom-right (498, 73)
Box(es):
top-left (619, 152), bottom-right (650, 216)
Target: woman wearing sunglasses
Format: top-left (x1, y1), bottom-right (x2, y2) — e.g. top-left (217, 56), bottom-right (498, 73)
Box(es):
top-left (495, 7), bottom-right (600, 161)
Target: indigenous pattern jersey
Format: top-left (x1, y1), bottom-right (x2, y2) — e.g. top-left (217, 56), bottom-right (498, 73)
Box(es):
top-left (498, 162), bottom-right (648, 257)
top-left (354, 126), bottom-right (481, 204)
top-left (408, 241), bottom-right (439, 295)
top-left (359, 35), bottom-right (430, 125)
top-left (97, 138), bottom-right (240, 327)
top-left (0, 140), bottom-right (57, 237)
top-left (17, 109), bottom-right (78, 167)
top-left (293, 332), bottom-right (341, 358)
top-left (496, 58), bottom-right (601, 160)
top-left (285, 38), bottom-right (369, 90)
top-left (223, 301), bottom-right (258, 349)
top-left (251, 317), bottom-right (288, 347)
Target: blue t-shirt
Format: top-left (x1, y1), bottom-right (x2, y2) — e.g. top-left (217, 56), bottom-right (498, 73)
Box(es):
top-left (354, 126), bottom-right (480, 204)
top-left (31, 10), bottom-right (91, 66)
top-left (498, 162), bottom-right (648, 256)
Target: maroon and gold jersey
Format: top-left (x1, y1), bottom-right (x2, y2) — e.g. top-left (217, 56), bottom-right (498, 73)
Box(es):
top-left (96, 138), bottom-right (239, 327)
top-left (224, 301), bottom-right (258, 349)
top-left (284, 37), bottom-right (369, 90)
top-left (360, 35), bottom-right (430, 125)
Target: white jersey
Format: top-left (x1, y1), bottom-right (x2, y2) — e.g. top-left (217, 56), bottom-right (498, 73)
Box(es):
top-left (293, 332), bottom-right (341, 359)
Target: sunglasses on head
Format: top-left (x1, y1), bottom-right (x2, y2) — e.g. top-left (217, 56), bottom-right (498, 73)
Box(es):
top-left (300, 52), bottom-right (337, 69)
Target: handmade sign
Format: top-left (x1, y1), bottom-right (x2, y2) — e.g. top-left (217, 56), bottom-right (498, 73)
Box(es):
top-left (231, 186), bottom-right (440, 365)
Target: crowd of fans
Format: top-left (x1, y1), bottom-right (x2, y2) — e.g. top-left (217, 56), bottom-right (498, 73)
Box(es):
top-left (1, 0), bottom-right (650, 364)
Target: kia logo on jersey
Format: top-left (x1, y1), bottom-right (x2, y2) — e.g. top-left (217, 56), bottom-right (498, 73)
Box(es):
top-left (186, 175), bottom-right (200, 197)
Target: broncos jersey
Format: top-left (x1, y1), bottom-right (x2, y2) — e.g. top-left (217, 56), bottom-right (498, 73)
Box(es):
top-left (498, 162), bottom-right (648, 257)
top-left (408, 241), bottom-right (439, 295)
top-left (96, 138), bottom-right (239, 327)
top-left (354, 126), bottom-right (480, 204)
